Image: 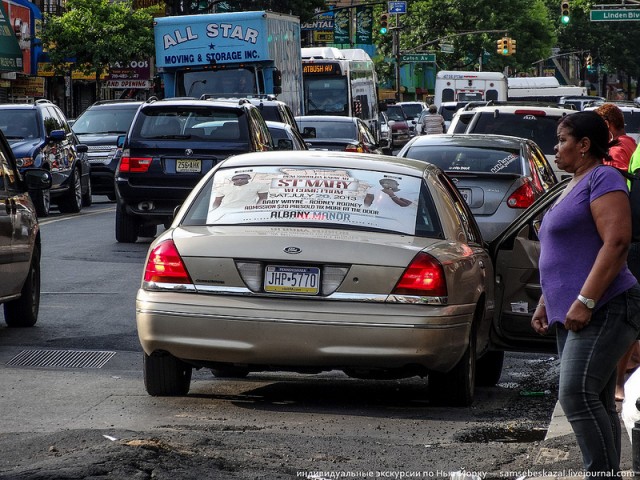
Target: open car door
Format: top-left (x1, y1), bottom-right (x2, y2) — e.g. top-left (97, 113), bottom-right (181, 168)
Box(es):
top-left (487, 178), bottom-right (569, 353)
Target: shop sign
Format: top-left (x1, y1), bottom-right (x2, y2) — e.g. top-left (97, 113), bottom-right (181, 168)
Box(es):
top-left (105, 79), bottom-right (151, 88)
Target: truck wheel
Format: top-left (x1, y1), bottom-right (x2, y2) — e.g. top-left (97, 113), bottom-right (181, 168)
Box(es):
top-left (475, 351), bottom-right (505, 387)
top-left (139, 224), bottom-right (157, 238)
top-left (4, 246), bottom-right (40, 327)
top-left (144, 352), bottom-right (192, 396)
top-left (58, 168), bottom-right (82, 213)
top-left (428, 329), bottom-right (476, 407)
top-left (115, 203), bottom-right (139, 243)
top-left (31, 188), bottom-right (50, 218)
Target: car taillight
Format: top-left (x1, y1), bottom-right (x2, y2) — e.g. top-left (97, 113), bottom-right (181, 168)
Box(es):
top-left (144, 240), bottom-right (192, 284)
top-left (514, 109), bottom-right (547, 116)
top-left (119, 156), bottom-right (152, 173)
top-left (392, 253), bottom-right (447, 297)
top-left (507, 179), bottom-right (535, 208)
top-left (344, 144), bottom-right (365, 153)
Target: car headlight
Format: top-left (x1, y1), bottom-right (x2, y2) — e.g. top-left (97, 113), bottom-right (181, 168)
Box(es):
top-left (15, 157), bottom-right (34, 168)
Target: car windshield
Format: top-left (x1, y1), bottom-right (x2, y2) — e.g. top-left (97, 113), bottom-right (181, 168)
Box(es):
top-left (72, 107), bottom-right (138, 135)
top-left (624, 111), bottom-right (640, 134)
top-left (403, 146), bottom-right (523, 174)
top-left (0, 111), bottom-right (39, 139)
top-left (181, 166), bottom-right (442, 237)
top-left (472, 112), bottom-right (561, 155)
top-left (400, 104), bottom-right (423, 118)
top-left (297, 121), bottom-right (357, 139)
top-left (132, 108), bottom-right (249, 142)
top-left (386, 107), bottom-right (406, 122)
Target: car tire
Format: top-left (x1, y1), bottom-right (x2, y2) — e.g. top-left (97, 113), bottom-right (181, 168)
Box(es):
top-left (82, 179), bottom-right (92, 207)
top-left (4, 245), bottom-right (40, 328)
top-left (143, 352), bottom-right (192, 396)
top-left (58, 167), bottom-right (82, 214)
top-left (115, 203), bottom-right (139, 243)
top-left (428, 327), bottom-right (476, 407)
top-left (31, 188), bottom-right (50, 218)
top-left (475, 351), bottom-right (505, 387)
top-left (211, 367), bottom-right (250, 378)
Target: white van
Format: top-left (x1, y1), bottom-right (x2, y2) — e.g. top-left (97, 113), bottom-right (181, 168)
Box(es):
top-left (434, 71), bottom-right (508, 107)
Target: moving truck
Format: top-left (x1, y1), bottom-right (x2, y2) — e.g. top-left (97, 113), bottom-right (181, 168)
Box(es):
top-left (154, 11), bottom-right (304, 115)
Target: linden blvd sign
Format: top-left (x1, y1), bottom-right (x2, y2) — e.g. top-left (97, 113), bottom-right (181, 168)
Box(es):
top-left (590, 9), bottom-right (640, 21)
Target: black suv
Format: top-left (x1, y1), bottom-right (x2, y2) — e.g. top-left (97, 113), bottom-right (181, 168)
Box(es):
top-left (114, 97), bottom-right (273, 243)
top-left (0, 128), bottom-right (51, 327)
top-left (72, 100), bottom-right (143, 201)
top-left (0, 99), bottom-right (90, 217)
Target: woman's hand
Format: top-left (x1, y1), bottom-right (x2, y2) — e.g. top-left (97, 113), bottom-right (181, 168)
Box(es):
top-left (564, 300), bottom-right (592, 332)
top-left (531, 304), bottom-right (549, 335)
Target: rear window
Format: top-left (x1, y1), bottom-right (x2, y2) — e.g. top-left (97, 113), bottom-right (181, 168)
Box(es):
top-left (296, 121), bottom-right (356, 139)
top-left (132, 107), bottom-right (249, 142)
top-left (182, 166), bottom-right (442, 237)
top-left (73, 106), bottom-right (138, 135)
top-left (624, 111), bottom-right (640, 135)
top-left (403, 146), bottom-right (523, 174)
top-left (472, 111), bottom-right (562, 155)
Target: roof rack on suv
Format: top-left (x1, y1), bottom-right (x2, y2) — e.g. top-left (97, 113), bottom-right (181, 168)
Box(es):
top-left (34, 99), bottom-right (53, 105)
top-left (92, 99), bottom-right (142, 106)
top-left (483, 100), bottom-right (576, 110)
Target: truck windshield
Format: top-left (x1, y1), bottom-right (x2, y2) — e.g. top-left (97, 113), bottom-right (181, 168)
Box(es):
top-left (178, 69), bottom-right (257, 98)
top-left (304, 77), bottom-right (349, 115)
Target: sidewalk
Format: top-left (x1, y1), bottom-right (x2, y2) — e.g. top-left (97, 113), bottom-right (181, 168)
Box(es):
top-left (526, 401), bottom-right (635, 479)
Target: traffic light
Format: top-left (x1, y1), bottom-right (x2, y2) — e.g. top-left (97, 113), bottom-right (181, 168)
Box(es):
top-left (496, 37), bottom-right (509, 55)
top-left (508, 38), bottom-right (516, 55)
top-left (586, 55), bottom-right (593, 70)
top-left (561, 1), bottom-right (570, 24)
top-left (380, 13), bottom-right (388, 34)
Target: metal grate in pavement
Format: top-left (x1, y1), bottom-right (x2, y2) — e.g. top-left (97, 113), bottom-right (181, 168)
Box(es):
top-left (6, 349), bottom-right (116, 369)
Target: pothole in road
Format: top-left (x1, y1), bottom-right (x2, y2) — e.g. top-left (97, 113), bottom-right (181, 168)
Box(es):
top-left (456, 426), bottom-right (547, 443)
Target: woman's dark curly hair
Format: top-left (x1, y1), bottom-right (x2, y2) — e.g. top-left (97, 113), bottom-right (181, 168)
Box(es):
top-left (557, 111), bottom-right (612, 161)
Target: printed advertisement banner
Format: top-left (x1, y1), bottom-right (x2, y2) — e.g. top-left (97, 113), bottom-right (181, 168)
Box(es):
top-left (206, 166), bottom-right (421, 235)
top-left (355, 6), bottom-right (373, 44)
top-left (333, 9), bottom-right (350, 44)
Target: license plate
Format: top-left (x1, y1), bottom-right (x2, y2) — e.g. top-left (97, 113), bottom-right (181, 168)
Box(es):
top-left (459, 188), bottom-right (471, 203)
top-left (264, 265), bottom-right (320, 295)
top-left (176, 159), bottom-right (201, 173)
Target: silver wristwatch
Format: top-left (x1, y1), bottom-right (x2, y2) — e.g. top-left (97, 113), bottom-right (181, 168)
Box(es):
top-left (577, 294), bottom-right (595, 310)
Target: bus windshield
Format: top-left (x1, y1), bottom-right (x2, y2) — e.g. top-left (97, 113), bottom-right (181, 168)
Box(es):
top-left (177, 68), bottom-right (257, 98)
top-left (304, 77), bottom-right (349, 115)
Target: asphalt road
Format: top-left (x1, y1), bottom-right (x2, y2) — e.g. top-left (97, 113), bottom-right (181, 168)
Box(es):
top-left (0, 196), bottom-right (589, 479)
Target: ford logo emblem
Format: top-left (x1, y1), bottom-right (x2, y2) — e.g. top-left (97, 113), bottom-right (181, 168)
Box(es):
top-left (185, 149), bottom-right (193, 156)
top-left (284, 247), bottom-right (301, 254)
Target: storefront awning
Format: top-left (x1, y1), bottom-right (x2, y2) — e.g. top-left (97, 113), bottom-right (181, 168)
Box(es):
top-left (0, 3), bottom-right (23, 72)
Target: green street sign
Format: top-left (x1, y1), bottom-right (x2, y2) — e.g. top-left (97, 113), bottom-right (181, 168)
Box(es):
top-left (400, 53), bottom-right (436, 63)
top-left (590, 9), bottom-right (640, 21)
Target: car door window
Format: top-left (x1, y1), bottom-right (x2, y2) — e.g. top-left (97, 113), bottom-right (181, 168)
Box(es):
top-left (42, 107), bottom-right (62, 135)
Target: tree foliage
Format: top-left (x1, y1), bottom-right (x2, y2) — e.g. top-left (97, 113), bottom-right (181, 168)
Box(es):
top-left (41, 0), bottom-right (161, 98)
top-left (373, 0), bottom-right (556, 81)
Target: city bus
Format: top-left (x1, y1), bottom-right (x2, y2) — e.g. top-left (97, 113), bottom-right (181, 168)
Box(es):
top-left (301, 47), bottom-right (383, 140)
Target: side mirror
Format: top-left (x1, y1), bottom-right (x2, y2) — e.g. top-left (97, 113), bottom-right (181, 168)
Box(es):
top-left (76, 143), bottom-right (88, 154)
top-left (49, 129), bottom-right (65, 142)
top-left (277, 138), bottom-right (293, 150)
top-left (23, 169), bottom-right (52, 190)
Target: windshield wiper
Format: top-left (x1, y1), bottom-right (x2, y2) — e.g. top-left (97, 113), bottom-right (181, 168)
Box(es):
top-left (147, 134), bottom-right (191, 139)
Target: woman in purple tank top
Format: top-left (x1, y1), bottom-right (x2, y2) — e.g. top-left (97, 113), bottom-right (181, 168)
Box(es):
top-left (531, 111), bottom-right (640, 475)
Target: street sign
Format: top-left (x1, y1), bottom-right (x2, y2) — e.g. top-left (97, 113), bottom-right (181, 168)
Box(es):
top-left (388, 1), bottom-right (406, 14)
top-left (400, 53), bottom-right (436, 63)
top-left (590, 9), bottom-right (640, 21)
top-left (440, 43), bottom-right (454, 54)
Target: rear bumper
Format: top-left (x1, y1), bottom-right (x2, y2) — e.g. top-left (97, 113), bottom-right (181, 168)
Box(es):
top-left (136, 289), bottom-right (475, 374)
